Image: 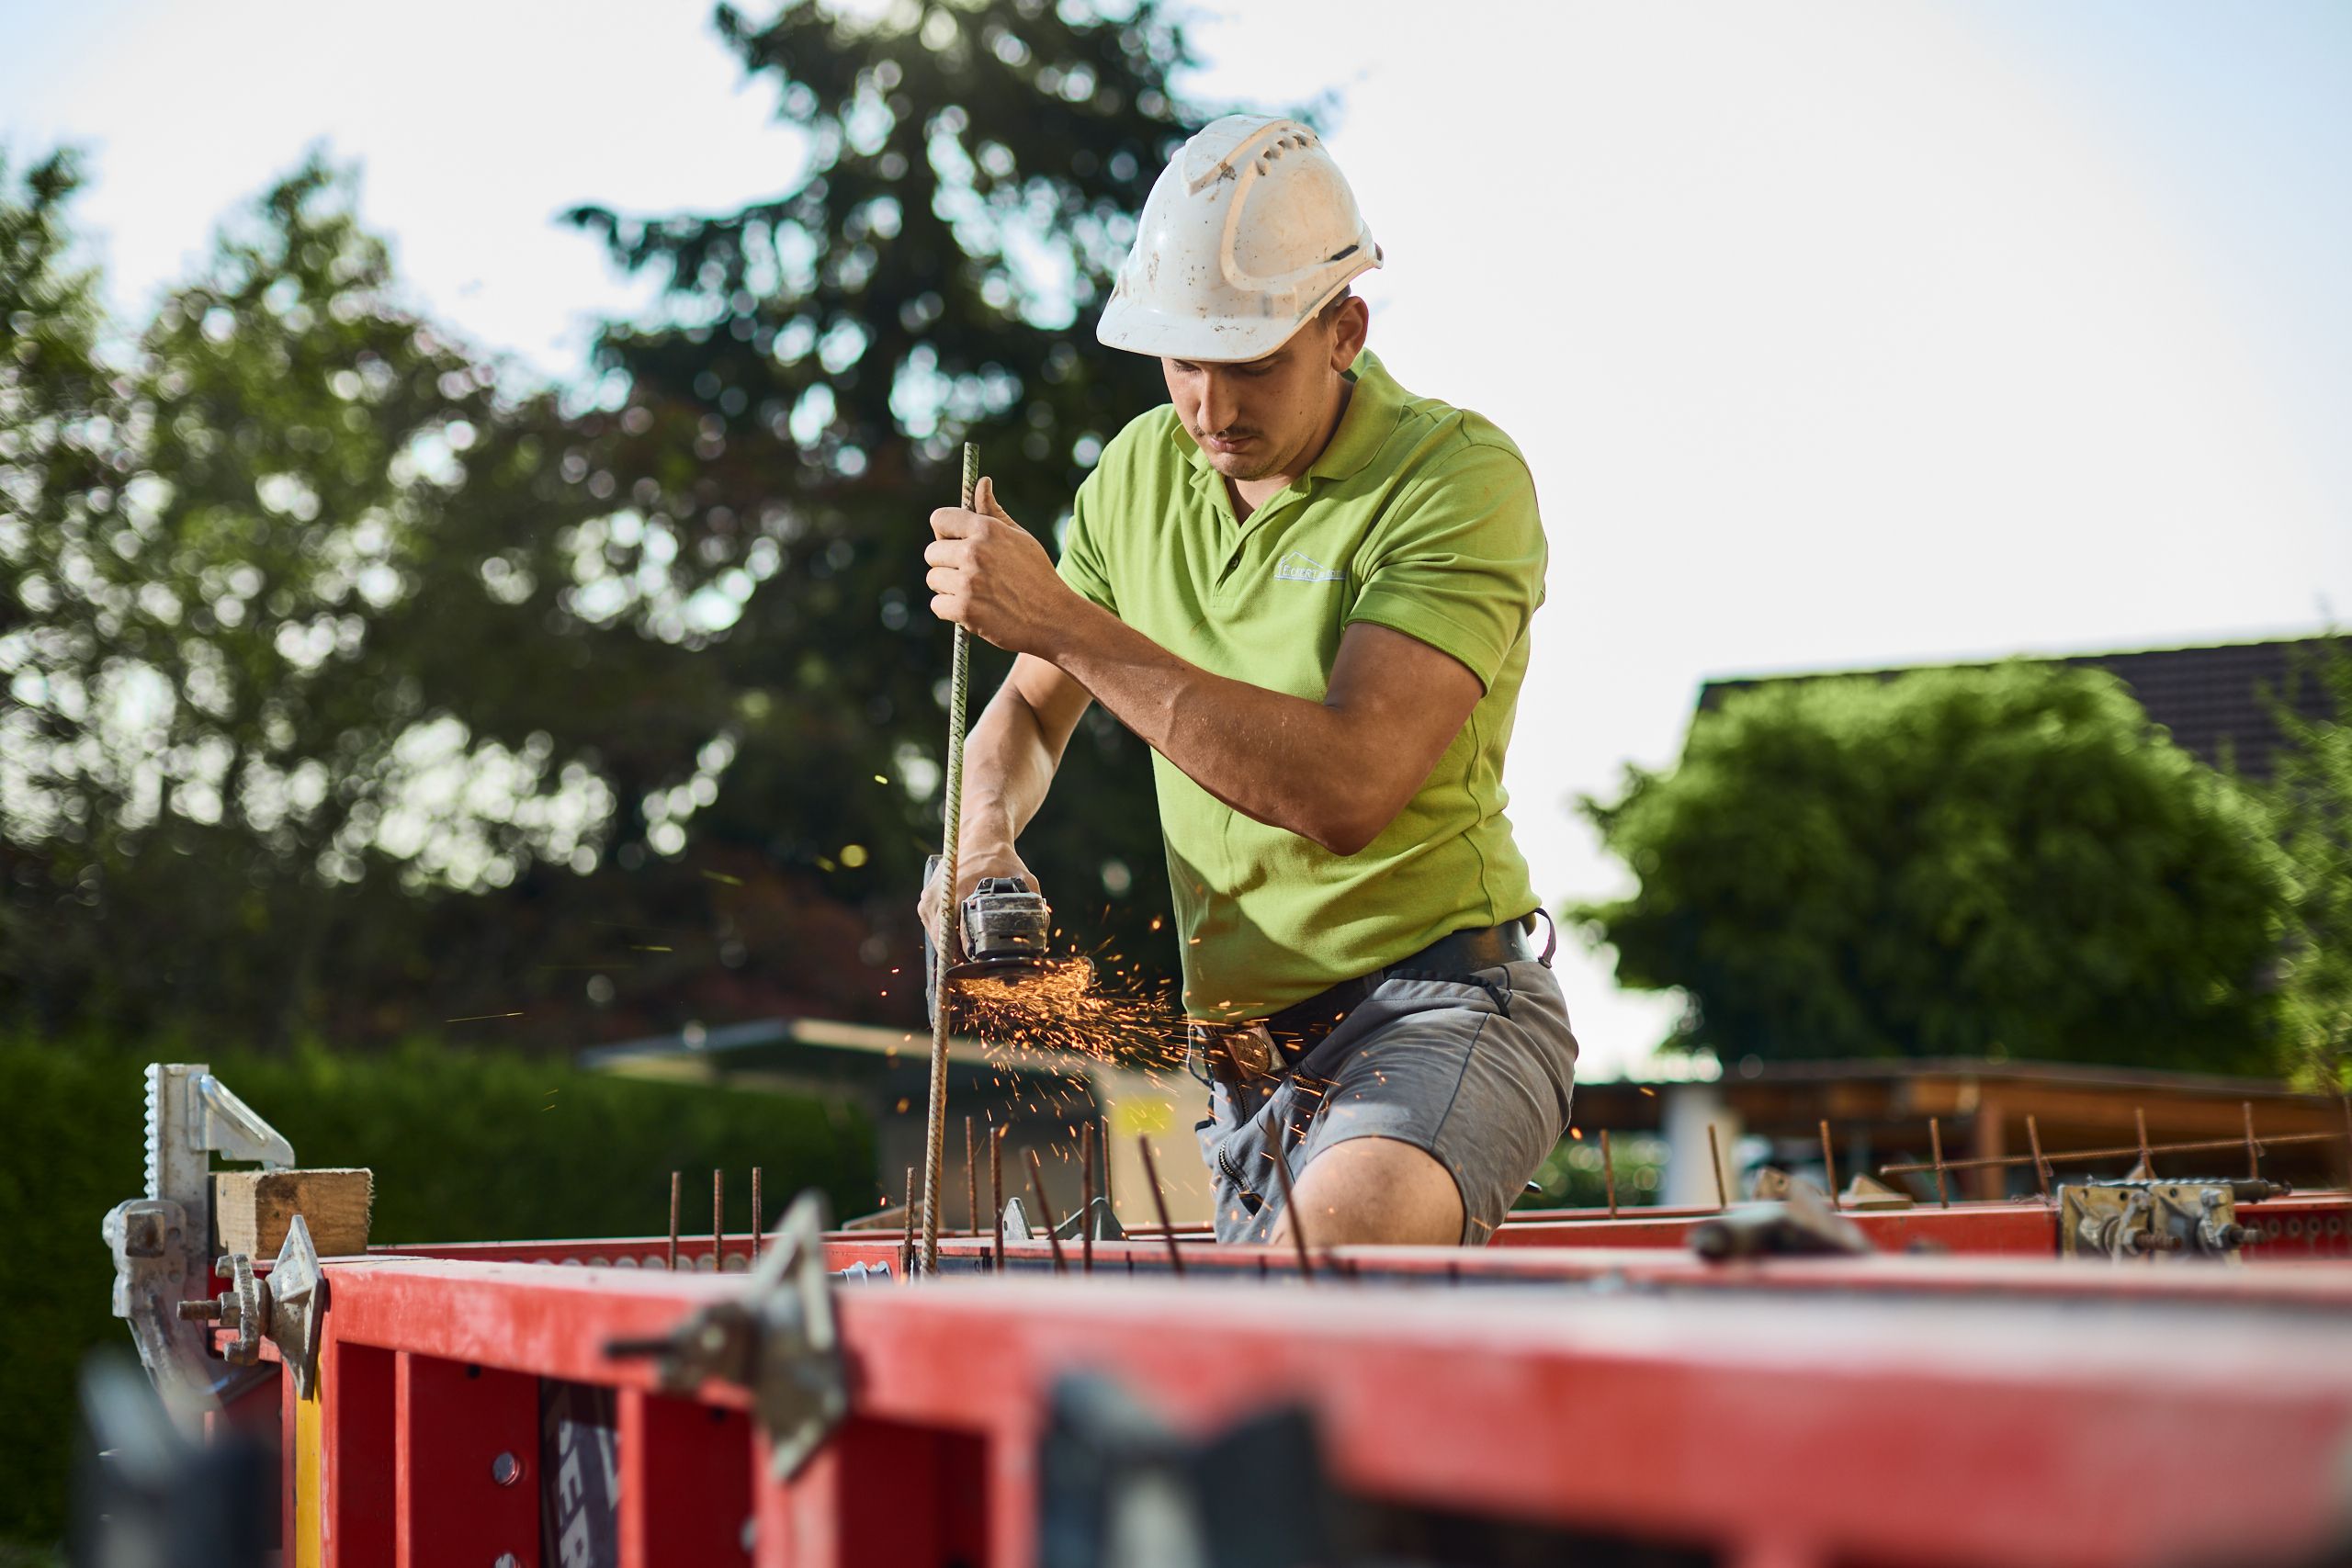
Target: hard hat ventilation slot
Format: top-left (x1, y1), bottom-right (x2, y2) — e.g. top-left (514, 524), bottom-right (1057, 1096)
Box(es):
top-left (1329, 244), bottom-right (1359, 263)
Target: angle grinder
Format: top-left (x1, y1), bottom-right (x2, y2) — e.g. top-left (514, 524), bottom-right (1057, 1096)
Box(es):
top-left (923, 855), bottom-right (1059, 1026)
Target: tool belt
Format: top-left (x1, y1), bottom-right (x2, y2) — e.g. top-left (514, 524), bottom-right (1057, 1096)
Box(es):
top-left (1186, 913), bottom-right (1549, 1085)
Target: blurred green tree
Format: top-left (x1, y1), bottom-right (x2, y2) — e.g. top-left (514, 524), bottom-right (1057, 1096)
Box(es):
top-left (1577, 664), bottom-right (2291, 1073)
top-left (2261, 649), bottom-right (2352, 1089)
top-left (0, 152), bottom-right (866, 1041)
top-left (560, 0), bottom-right (1208, 1023)
top-left (3, 0), bottom-right (1222, 1046)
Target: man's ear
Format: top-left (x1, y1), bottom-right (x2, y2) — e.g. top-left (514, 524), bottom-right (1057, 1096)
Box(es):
top-left (1330, 296), bottom-right (1370, 370)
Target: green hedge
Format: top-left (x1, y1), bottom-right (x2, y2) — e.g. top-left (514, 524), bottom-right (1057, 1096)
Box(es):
top-left (0, 1036), bottom-right (872, 1550)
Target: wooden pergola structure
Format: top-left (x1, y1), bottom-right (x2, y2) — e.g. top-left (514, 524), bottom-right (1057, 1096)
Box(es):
top-left (1574, 1058), bottom-right (2351, 1202)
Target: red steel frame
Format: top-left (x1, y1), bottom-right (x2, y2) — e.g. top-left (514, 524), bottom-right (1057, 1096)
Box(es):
top-left (240, 1249), bottom-right (2352, 1568)
top-left (369, 1188), bottom-right (2352, 1269)
top-left (207, 1184), bottom-right (2352, 1568)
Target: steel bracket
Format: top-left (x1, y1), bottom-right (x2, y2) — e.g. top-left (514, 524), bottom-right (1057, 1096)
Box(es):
top-left (2059, 1181), bottom-right (2246, 1262)
top-left (1691, 1179), bottom-right (1873, 1262)
top-left (605, 1191), bottom-right (848, 1481)
top-left (265, 1214), bottom-right (328, 1396)
top-left (101, 1197), bottom-right (218, 1423)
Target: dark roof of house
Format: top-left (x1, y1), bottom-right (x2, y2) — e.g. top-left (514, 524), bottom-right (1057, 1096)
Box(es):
top-left (1696, 635), bottom-right (2346, 781)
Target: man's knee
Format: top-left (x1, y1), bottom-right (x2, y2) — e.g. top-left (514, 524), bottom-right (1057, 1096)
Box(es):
top-left (1271, 1135), bottom-right (1464, 1247)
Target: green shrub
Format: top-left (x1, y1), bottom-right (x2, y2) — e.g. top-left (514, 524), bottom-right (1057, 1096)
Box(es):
top-left (0, 1035), bottom-right (871, 1548)
top-left (1580, 664), bottom-right (2291, 1072)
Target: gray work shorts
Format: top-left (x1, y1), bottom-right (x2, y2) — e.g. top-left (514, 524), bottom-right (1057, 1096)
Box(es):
top-left (1193, 957), bottom-right (1578, 1245)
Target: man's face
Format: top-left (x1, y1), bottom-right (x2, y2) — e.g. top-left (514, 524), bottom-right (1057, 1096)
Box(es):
top-left (1161, 300), bottom-right (1367, 484)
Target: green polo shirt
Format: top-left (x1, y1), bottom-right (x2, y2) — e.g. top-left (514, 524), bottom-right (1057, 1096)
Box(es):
top-left (1057, 350), bottom-right (1546, 1021)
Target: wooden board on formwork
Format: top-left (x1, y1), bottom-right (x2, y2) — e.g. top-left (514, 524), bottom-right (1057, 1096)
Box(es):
top-left (213, 1168), bottom-right (373, 1258)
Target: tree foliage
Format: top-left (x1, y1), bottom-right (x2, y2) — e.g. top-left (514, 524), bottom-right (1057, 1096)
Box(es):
top-left (1578, 664), bottom-right (2291, 1074)
top-left (2260, 647), bottom-right (2352, 1089)
top-left (0, 152), bottom-right (727, 1041)
top-left (559, 0), bottom-right (1201, 1004)
top-left (1, 0), bottom-right (1207, 1044)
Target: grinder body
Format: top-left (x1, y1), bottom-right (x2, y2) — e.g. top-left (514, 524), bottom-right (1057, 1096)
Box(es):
top-left (924, 856), bottom-right (1055, 1024)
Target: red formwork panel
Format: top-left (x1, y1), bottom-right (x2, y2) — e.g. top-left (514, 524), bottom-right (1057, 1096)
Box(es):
top-left (393, 1352), bottom-right (539, 1568)
top-left (363, 1191), bottom-right (2352, 1272)
top-left (265, 1249), bottom-right (2352, 1568)
top-left (319, 1340), bottom-right (394, 1568)
top-left (616, 1390), bottom-right (750, 1567)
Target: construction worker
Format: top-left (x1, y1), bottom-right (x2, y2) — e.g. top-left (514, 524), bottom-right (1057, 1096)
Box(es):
top-left (921, 115), bottom-right (1574, 1246)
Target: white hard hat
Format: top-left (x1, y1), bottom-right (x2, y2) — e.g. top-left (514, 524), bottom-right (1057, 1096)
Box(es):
top-left (1096, 115), bottom-right (1381, 364)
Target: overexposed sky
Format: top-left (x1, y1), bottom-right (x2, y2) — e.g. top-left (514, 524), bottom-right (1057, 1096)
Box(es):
top-left (6, 0), bottom-right (2348, 1074)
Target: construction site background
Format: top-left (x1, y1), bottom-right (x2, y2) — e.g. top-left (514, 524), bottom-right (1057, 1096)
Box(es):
top-left (9, 3), bottom-right (2352, 1562)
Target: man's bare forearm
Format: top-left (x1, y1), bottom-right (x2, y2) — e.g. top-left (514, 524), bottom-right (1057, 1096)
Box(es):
top-left (922, 484), bottom-right (1481, 859)
top-left (1039, 597), bottom-right (1385, 854)
top-left (958, 677), bottom-right (1068, 854)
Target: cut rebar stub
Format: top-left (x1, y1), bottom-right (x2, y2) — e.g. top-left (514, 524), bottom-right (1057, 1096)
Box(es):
top-left (1271, 1144), bottom-right (1314, 1280)
top-left (1024, 1149), bottom-right (1069, 1274)
top-left (1137, 1134), bottom-right (1186, 1277)
top-left (604, 1192), bottom-right (846, 1483)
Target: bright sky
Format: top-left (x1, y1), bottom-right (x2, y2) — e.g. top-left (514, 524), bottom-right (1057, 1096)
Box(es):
top-left (6, 1), bottom-right (2348, 1076)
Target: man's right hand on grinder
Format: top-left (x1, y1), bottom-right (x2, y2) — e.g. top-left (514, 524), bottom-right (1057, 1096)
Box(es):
top-left (918, 842), bottom-right (1040, 962)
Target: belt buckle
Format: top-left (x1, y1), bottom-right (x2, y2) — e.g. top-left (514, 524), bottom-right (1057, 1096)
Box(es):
top-left (1186, 1021), bottom-right (1280, 1081)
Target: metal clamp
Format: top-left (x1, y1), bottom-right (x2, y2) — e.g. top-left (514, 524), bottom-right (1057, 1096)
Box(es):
top-left (605, 1191), bottom-right (848, 1481)
top-left (173, 1215), bottom-right (329, 1396)
top-left (2059, 1180), bottom-right (2249, 1263)
top-left (101, 1198), bottom-right (218, 1422)
top-left (1690, 1178), bottom-right (1873, 1262)
top-left (179, 1251), bottom-right (266, 1364)
top-left (107, 1064), bottom-right (300, 1426)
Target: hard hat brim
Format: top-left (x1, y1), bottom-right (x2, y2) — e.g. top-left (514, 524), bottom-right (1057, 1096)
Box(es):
top-left (1095, 296), bottom-right (1317, 365)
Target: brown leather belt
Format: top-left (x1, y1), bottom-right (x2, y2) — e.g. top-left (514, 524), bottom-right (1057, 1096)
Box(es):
top-left (1188, 913), bottom-right (1546, 1083)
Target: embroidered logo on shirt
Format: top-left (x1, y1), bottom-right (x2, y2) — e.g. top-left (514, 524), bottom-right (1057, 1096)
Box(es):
top-left (1273, 551), bottom-right (1345, 583)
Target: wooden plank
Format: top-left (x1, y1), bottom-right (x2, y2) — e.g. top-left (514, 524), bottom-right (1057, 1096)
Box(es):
top-left (215, 1168), bottom-right (374, 1258)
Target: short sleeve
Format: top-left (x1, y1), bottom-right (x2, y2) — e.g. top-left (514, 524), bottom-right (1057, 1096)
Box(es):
top-left (1056, 466), bottom-right (1119, 615)
top-left (1344, 437), bottom-right (1545, 692)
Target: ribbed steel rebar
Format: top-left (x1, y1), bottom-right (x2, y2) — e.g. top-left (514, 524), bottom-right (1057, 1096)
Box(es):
top-left (919, 443), bottom-right (978, 1275)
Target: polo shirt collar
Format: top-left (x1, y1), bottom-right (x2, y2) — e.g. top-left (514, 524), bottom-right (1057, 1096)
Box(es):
top-left (1306, 349), bottom-right (1401, 483)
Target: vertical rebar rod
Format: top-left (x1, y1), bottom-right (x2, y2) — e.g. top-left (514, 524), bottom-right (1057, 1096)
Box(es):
top-left (966, 1115), bottom-right (978, 1237)
top-left (919, 442), bottom-right (979, 1278)
top-left (1136, 1134), bottom-right (1186, 1276)
top-left (1271, 1145), bottom-right (1314, 1280)
top-left (667, 1170), bottom-right (680, 1272)
top-left (1079, 1121), bottom-right (1097, 1275)
top-left (900, 1166), bottom-right (917, 1280)
top-left (2027, 1115), bottom-right (2052, 1204)
top-left (1706, 1123), bottom-right (1728, 1212)
top-left (751, 1167), bottom-right (763, 1265)
top-left (1928, 1118), bottom-right (1951, 1208)
top-left (712, 1169), bottom-right (724, 1272)
top-left (990, 1122), bottom-right (1006, 1273)
top-left (1600, 1128), bottom-right (1618, 1217)
top-left (2244, 1102), bottom-right (2260, 1182)
top-left (2135, 1107), bottom-right (2154, 1176)
top-left (1023, 1148), bottom-right (1068, 1273)
top-left (1819, 1120), bottom-right (1840, 1210)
